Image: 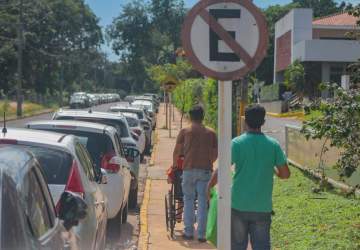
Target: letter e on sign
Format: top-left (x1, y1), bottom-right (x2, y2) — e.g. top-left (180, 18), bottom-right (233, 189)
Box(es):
top-left (181, 0), bottom-right (268, 81)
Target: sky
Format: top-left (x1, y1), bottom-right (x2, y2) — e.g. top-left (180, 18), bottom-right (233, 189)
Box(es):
top-left (85, 0), bottom-right (359, 61)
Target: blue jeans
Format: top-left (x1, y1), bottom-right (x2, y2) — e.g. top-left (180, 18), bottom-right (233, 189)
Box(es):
top-left (181, 169), bottom-right (211, 238)
top-left (231, 209), bottom-right (271, 250)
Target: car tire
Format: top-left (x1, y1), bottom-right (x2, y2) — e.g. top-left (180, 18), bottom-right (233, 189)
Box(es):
top-left (129, 185), bottom-right (138, 209)
top-left (107, 208), bottom-right (122, 236)
top-left (122, 202), bottom-right (128, 224)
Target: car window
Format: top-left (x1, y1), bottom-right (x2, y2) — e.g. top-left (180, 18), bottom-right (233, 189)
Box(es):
top-left (75, 142), bottom-right (97, 181)
top-left (1, 174), bottom-right (28, 249)
top-left (22, 169), bottom-right (53, 238)
top-left (25, 146), bottom-right (73, 185)
top-left (47, 129), bottom-right (115, 170)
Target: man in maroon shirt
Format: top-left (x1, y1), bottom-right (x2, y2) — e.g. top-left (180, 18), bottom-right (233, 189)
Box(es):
top-left (173, 105), bottom-right (218, 242)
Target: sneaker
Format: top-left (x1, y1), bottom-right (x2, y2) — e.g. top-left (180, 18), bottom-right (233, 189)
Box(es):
top-left (182, 234), bottom-right (194, 240)
top-left (198, 238), bottom-right (207, 243)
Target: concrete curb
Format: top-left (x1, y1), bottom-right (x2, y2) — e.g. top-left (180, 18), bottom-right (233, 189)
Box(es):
top-left (138, 179), bottom-right (152, 250)
top-left (267, 111), bottom-right (304, 119)
top-left (149, 131), bottom-right (158, 166)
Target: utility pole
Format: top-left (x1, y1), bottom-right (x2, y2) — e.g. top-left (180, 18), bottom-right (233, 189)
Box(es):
top-left (238, 77), bottom-right (248, 134)
top-left (16, 0), bottom-right (24, 117)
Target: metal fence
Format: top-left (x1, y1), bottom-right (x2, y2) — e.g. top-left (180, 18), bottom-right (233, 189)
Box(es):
top-left (285, 125), bottom-right (360, 188)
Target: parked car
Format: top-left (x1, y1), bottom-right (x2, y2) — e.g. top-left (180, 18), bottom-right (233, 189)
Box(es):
top-left (131, 100), bottom-right (156, 128)
top-left (122, 112), bottom-right (146, 160)
top-left (0, 144), bottom-right (85, 250)
top-left (52, 110), bottom-right (141, 209)
top-left (124, 95), bottom-right (136, 103)
top-left (135, 95), bottom-right (159, 112)
top-left (69, 93), bottom-right (90, 109)
top-left (27, 120), bottom-right (131, 234)
top-left (109, 105), bottom-right (152, 155)
top-left (3, 128), bottom-right (108, 250)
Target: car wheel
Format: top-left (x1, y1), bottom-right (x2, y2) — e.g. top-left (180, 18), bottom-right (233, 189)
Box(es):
top-left (129, 185), bottom-right (138, 209)
top-left (122, 203), bottom-right (128, 224)
top-left (107, 208), bottom-right (122, 236)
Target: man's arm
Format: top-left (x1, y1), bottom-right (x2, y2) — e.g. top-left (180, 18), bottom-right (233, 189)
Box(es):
top-left (173, 143), bottom-right (182, 168)
top-left (207, 169), bottom-right (218, 200)
top-left (211, 132), bottom-right (218, 163)
top-left (173, 130), bottom-right (184, 167)
top-left (274, 165), bottom-right (291, 179)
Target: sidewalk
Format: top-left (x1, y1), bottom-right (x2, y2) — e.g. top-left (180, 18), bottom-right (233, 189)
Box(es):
top-left (139, 104), bottom-right (215, 250)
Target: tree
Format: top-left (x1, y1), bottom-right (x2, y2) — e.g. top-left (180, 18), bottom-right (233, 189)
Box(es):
top-left (302, 84), bottom-right (360, 179)
top-left (0, 0), bottom-right (105, 100)
top-left (293, 0), bottom-right (344, 17)
top-left (347, 5), bottom-right (360, 84)
top-left (284, 60), bottom-right (305, 97)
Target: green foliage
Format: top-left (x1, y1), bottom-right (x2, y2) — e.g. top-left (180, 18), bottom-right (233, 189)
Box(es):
top-left (260, 83), bottom-right (281, 102)
top-left (147, 60), bottom-right (192, 86)
top-left (293, 0), bottom-right (348, 17)
top-left (302, 84), bottom-right (360, 178)
top-left (284, 60), bottom-right (305, 95)
top-left (107, 0), bottom-right (186, 92)
top-left (202, 79), bottom-right (218, 129)
top-left (272, 166), bottom-right (360, 249)
top-left (0, 0), bottom-right (110, 98)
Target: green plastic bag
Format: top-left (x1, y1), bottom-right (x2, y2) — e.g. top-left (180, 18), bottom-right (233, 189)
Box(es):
top-left (206, 187), bottom-right (218, 247)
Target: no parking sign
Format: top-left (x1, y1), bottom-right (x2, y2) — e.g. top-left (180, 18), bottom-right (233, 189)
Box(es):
top-left (181, 0), bottom-right (268, 80)
top-left (181, 1), bottom-right (268, 249)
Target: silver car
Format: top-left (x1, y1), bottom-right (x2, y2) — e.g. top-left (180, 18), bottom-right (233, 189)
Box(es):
top-left (27, 120), bottom-right (132, 235)
top-left (2, 128), bottom-right (108, 250)
top-left (52, 110), bottom-right (141, 209)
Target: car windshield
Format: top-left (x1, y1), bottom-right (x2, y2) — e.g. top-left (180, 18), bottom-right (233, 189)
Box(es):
top-left (56, 116), bottom-right (130, 138)
top-left (24, 145), bottom-right (73, 185)
top-left (42, 130), bottom-right (114, 169)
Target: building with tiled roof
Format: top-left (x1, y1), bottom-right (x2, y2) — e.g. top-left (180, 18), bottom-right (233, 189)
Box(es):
top-left (274, 9), bottom-right (360, 96)
top-left (313, 12), bottom-right (359, 26)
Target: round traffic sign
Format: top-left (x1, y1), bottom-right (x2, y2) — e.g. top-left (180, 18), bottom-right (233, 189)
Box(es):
top-left (181, 0), bottom-right (268, 81)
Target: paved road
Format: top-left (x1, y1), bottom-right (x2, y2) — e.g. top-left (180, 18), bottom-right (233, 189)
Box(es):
top-left (6, 102), bottom-right (148, 250)
top-left (263, 115), bottom-right (301, 149)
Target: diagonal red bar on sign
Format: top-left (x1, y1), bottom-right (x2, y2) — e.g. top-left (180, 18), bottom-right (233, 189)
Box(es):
top-left (199, 8), bottom-right (253, 68)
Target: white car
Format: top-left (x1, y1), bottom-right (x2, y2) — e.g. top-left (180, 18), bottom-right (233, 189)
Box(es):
top-left (2, 128), bottom-right (108, 250)
top-left (27, 120), bottom-right (131, 235)
top-left (109, 105), bottom-right (152, 155)
top-left (122, 112), bottom-right (146, 158)
top-left (52, 109), bottom-right (141, 209)
top-left (131, 100), bottom-right (156, 128)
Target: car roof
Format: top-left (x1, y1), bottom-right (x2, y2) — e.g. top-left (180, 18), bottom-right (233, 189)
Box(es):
top-left (110, 106), bottom-right (143, 112)
top-left (0, 145), bottom-right (36, 180)
top-left (27, 120), bottom-right (118, 135)
top-left (0, 128), bottom-right (76, 153)
top-left (55, 109), bottom-right (126, 120)
top-left (122, 112), bottom-right (139, 119)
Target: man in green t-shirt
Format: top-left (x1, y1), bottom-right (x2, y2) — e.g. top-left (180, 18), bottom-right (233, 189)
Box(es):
top-left (208, 105), bottom-right (290, 250)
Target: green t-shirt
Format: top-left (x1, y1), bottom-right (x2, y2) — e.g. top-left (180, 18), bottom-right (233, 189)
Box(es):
top-left (231, 132), bottom-right (287, 213)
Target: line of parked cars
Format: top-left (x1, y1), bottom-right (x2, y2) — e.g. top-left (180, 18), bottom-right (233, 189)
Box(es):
top-left (0, 92), bottom-right (160, 249)
top-left (69, 92), bottom-right (121, 109)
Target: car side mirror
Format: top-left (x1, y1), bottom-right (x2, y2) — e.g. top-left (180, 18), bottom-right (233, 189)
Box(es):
top-left (100, 169), bottom-right (108, 184)
top-left (57, 191), bottom-right (87, 231)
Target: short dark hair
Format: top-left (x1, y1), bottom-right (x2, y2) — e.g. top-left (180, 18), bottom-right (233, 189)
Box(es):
top-left (245, 105), bottom-right (266, 129)
top-left (189, 105), bottom-right (204, 122)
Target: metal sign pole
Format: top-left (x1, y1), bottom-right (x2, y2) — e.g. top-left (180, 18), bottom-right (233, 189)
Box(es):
top-left (217, 81), bottom-right (232, 250)
top-left (169, 93), bottom-right (172, 138)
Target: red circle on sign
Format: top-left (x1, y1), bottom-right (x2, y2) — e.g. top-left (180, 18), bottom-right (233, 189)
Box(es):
top-left (181, 0), bottom-right (268, 81)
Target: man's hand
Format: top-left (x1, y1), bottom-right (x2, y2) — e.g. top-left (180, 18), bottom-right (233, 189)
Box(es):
top-left (275, 165), bottom-right (291, 179)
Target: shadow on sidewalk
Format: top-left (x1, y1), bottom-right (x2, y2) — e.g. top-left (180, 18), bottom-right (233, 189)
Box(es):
top-left (167, 229), bottom-right (216, 249)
